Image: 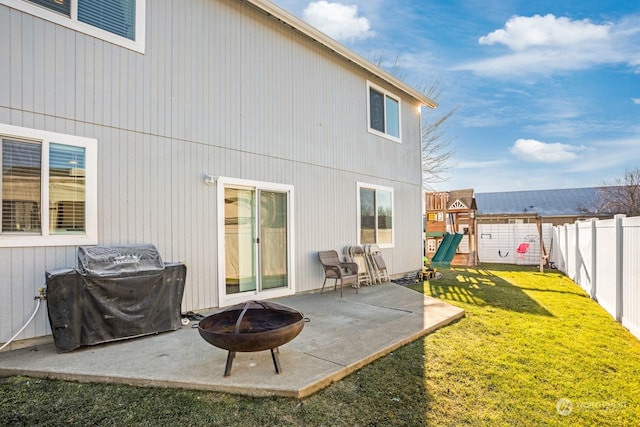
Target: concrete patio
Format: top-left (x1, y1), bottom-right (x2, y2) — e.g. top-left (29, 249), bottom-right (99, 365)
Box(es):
top-left (0, 283), bottom-right (464, 399)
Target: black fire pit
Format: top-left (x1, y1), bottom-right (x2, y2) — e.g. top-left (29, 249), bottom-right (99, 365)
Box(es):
top-left (198, 300), bottom-right (305, 376)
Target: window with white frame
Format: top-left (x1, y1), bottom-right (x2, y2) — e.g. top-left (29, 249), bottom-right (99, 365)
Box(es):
top-left (0, 123), bottom-right (97, 247)
top-left (358, 183), bottom-right (394, 247)
top-left (2, 0), bottom-right (145, 53)
top-left (367, 81), bottom-right (401, 142)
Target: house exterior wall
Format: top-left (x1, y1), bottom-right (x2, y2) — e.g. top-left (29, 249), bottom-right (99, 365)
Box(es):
top-left (0, 0), bottom-right (425, 345)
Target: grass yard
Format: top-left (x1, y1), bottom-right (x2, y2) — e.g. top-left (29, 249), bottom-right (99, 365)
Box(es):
top-left (414, 264), bottom-right (640, 426)
top-left (2, 264), bottom-right (640, 426)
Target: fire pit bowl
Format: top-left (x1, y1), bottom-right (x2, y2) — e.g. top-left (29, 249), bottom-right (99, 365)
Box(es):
top-left (198, 300), bottom-right (305, 376)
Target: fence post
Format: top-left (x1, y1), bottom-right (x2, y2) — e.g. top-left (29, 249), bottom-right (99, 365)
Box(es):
top-left (590, 218), bottom-right (597, 300)
top-left (574, 221), bottom-right (580, 284)
top-left (563, 223), bottom-right (569, 273)
top-left (614, 214), bottom-right (625, 322)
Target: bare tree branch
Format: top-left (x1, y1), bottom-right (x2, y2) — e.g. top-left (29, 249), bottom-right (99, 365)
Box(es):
top-left (595, 168), bottom-right (640, 216)
top-left (420, 94), bottom-right (457, 191)
top-left (414, 76), bottom-right (457, 191)
top-left (371, 55), bottom-right (457, 191)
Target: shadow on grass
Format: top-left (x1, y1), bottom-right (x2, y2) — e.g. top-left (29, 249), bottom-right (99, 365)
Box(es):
top-left (420, 266), bottom-right (554, 317)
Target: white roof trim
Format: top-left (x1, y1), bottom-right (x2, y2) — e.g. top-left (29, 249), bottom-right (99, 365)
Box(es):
top-left (243, 0), bottom-right (438, 109)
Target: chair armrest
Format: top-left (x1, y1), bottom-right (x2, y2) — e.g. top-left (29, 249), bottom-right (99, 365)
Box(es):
top-left (339, 261), bottom-right (358, 275)
top-left (323, 264), bottom-right (343, 277)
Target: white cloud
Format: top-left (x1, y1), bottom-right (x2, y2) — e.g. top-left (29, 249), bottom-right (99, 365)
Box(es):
top-left (303, 1), bottom-right (374, 41)
top-left (479, 14), bottom-right (610, 51)
top-left (456, 159), bottom-right (510, 169)
top-left (455, 14), bottom-right (640, 76)
top-left (510, 138), bottom-right (586, 163)
top-left (633, 98), bottom-right (640, 105)
top-left (566, 136), bottom-right (640, 172)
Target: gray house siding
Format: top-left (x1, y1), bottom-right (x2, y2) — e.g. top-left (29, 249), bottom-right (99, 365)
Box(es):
top-left (0, 0), bottom-right (426, 345)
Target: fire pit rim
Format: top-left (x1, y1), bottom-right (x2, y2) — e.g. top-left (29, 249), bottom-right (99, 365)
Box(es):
top-left (197, 299), bottom-right (305, 353)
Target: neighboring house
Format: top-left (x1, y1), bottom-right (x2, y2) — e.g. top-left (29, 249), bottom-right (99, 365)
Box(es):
top-left (475, 187), bottom-right (612, 226)
top-left (0, 0), bottom-right (436, 347)
top-left (424, 189), bottom-right (478, 266)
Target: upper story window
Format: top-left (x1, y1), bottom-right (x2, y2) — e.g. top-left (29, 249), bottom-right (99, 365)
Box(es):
top-left (2, 0), bottom-right (145, 53)
top-left (358, 182), bottom-right (394, 248)
top-left (0, 123), bottom-right (97, 247)
top-left (367, 81), bottom-right (401, 143)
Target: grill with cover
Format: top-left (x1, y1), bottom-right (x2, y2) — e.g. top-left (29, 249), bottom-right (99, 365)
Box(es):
top-left (46, 244), bottom-right (187, 353)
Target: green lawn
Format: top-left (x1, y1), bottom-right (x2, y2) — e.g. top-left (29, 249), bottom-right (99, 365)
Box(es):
top-left (2, 264), bottom-right (639, 426)
top-left (414, 264), bottom-right (640, 426)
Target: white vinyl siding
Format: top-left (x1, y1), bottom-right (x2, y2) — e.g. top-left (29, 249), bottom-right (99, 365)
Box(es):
top-left (0, 123), bottom-right (97, 247)
top-left (0, 0), bottom-right (425, 345)
top-left (1, 0), bottom-right (145, 52)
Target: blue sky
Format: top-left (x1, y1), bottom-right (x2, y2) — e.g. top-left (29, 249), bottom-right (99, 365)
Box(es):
top-left (270, 0), bottom-right (640, 192)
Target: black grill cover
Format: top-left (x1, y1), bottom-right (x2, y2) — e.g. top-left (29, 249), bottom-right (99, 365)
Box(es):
top-left (46, 244), bottom-right (187, 353)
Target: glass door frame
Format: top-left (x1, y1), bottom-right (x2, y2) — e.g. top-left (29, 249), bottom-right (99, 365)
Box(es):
top-left (216, 176), bottom-right (295, 307)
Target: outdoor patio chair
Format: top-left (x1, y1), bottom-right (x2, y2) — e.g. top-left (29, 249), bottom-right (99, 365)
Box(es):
top-left (318, 250), bottom-right (359, 297)
top-left (364, 244), bottom-right (390, 283)
top-left (344, 245), bottom-right (372, 287)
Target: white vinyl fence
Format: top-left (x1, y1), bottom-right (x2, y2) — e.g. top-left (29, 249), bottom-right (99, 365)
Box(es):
top-left (552, 215), bottom-right (640, 340)
top-left (478, 223), bottom-right (553, 265)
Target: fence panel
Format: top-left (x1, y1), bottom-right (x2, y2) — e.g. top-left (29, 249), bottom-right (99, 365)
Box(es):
top-left (565, 224), bottom-right (577, 282)
top-left (552, 226), bottom-right (566, 272)
top-left (553, 215), bottom-right (640, 341)
top-left (621, 216), bottom-right (640, 338)
top-left (594, 220), bottom-right (617, 317)
top-left (576, 221), bottom-right (594, 297)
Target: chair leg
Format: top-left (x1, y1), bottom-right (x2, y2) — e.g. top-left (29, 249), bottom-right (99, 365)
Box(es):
top-left (339, 278), bottom-right (343, 298)
top-left (321, 277), bottom-right (327, 294)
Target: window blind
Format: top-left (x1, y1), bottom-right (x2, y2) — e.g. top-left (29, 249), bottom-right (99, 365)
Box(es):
top-left (27, 0), bottom-right (71, 16)
top-left (78, 0), bottom-right (136, 40)
top-left (49, 143), bottom-right (86, 233)
top-left (1, 139), bottom-right (42, 233)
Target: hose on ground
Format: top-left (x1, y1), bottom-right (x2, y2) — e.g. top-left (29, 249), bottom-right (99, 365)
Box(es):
top-left (0, 298), bottom-right (42, 352)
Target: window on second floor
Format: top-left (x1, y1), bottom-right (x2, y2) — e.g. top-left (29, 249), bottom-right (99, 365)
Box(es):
top-left (367, 81), bottom-right (401, 142)
top-left (2, 0), bottom-right (145, 53)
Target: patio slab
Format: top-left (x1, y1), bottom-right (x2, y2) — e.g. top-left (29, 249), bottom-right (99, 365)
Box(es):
top-left (0, 282), bottom-right (464, 398)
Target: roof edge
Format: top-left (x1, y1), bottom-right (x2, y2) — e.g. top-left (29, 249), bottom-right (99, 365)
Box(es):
top-left (243, 0), bottom-right (438, 109)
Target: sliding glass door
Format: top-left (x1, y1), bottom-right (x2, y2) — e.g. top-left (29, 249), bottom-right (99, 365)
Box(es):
top-left (218, 178), bottom-right (294, 306)
top-left (224, 187), bottom-right (257, 295)
top-left (259, 190), bottom-right (288, 290)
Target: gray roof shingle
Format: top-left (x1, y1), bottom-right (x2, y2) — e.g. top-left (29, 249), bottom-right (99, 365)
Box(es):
top-left (475, 187), bottom-right (599, 216)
